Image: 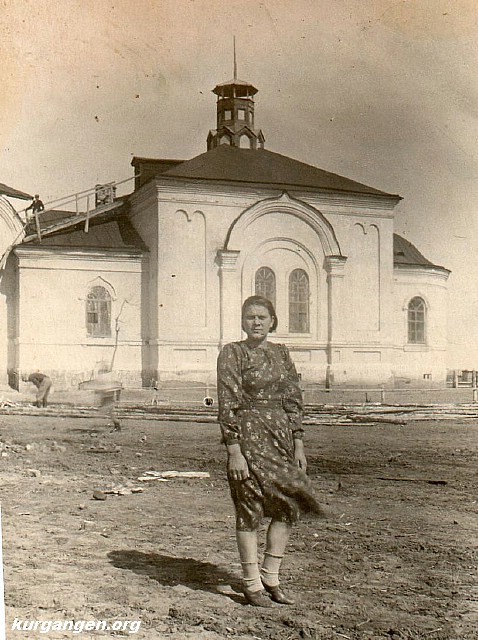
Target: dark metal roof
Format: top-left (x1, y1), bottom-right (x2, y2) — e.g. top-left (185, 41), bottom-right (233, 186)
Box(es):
top-left (393, 234), bottom-right (448, 271)
top-left (26, 214), bottom-right (147, 252)
top-left (30, 209), bottom-right (76, 227)
top-left (0, 182), bottom-right (32, 200)
top-left (160, 145), bottom-right (400, 198)
top-left (213, 79), bottom-right (258, 97)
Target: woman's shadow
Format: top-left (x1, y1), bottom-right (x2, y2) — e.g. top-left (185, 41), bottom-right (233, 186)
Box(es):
top-left (108, 550), bottom-right (243, 602)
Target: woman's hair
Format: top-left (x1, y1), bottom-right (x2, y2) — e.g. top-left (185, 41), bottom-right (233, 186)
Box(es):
top-left (241, 295), bottom-right (278, 332)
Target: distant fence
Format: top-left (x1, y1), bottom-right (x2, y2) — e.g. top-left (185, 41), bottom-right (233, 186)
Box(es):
top-left (138, 383), bottom-right (478, 407)
top-left (448, 369), bottom-right (478, 388)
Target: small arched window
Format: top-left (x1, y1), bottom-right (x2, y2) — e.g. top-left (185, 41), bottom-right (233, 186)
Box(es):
top-left (86, 286), bottom-right (111, 337)
top-left (289, 269), bottom-right (309, 333)
top-left (255, 267), bottom-right (276, 308)
top-left (239, 134), bottom-right (251, 149)
top-left (408, 297), bottom-right (426, 344)
top-left (219, 135), bottom-right (231, 146)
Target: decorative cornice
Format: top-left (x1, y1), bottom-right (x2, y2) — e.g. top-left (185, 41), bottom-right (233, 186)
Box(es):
top-left (14, 246), bottom-right (146, 272)
top-left (324, 254), bottom-right (348, 275)
top-left (16, 339), bottom-right (144, 347)
top-left (128, 182), bottom-right (159, 214)
top-left (216, 249), bottom-right (240, 269)
top-left (394, 264), bottom-right (450, 281)
top-left (152, 177), bottom-right (401, 210)
top-left (14, 246), bottom-right (144, 260)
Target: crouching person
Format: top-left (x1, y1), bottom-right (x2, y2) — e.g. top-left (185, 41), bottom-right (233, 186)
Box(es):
top-left (24, 372), bottom-right (52, 408)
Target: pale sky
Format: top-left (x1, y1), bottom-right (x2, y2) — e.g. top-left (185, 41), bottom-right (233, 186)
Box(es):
top-left (1, 0), bottom-right (478, 366)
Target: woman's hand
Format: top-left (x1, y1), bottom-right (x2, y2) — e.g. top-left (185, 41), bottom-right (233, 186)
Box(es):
top-left (294, 438), bottom-right (307, 472)
top-left (227, 444), bottom-right (250, 481)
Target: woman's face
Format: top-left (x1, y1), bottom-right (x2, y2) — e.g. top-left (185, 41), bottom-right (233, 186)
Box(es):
top-left (242, 304), bottom-right (274, 342)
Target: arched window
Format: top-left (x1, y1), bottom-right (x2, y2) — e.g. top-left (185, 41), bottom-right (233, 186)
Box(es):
top-left (408, 297), bottom-right (426, 344)
top-left (86, 286), bottom-right (111, 337)
top-left (219, 135), bottom-right (231, 146)
top-left (239, 134), bottom-right (251, 149)
top-left (255, 267), bottom-right (276, 308)
top-left (289, 269), bottom-right (309, 333)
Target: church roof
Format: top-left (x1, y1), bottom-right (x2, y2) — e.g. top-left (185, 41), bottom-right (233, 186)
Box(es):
top-left (160, 145), bottom-right (399, 198)
top-left (213, 79), bottom-right (258, 96)
top-left (0, 182), bottom-right (32, 200)
top-left (393, 234), bottom-right (448, 271)
top-left (26, 214), bottom-right (148, 252)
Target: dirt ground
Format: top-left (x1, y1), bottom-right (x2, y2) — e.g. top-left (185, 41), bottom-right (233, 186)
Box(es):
top-left (0, 407), bottom-right (477, 639)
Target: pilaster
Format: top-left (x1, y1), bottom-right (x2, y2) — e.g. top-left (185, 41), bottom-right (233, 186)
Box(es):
top-left (325, 254), bottom-right (348, 352)
top-left (217, 250), bottom-right (241, 348)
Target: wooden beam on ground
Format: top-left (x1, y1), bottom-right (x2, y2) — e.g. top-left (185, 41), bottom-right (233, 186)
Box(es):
top-left (377, 477), bottom-right (448, 485)
top-left (347, 414), bottom-right (407, 425)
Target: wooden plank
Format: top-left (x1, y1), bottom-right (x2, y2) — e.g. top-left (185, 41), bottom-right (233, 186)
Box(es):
top-left (22, 199), bottom-right (125, 243)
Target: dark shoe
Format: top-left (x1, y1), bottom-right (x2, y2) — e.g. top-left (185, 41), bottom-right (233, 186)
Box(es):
top-left (243, 587), bottom-right (273, 607)
top-left (262, 582), bottom-right (295, 605)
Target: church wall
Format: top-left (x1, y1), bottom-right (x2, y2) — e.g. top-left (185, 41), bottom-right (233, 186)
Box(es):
top-left (0, 196), bottom-right (24, 386)
top-left (232, 209), bottom-right (330, 382)
top-left (146, 183), bottom-right (399, 385)
top-left (152, 187), bottom-right (242, 382)
top-left (127, 183), bottom-right (159, 385)
top-left (13, 247), bottom-right (146, 389)
top-left (0, 270), bottom-right (12, 386)
top-left (0, 259), bottom-right (19, 388)
top-left (392, 267), bottom-right (449, 386)
top-left (128, 178), bottom-right (447, 388)
top-left (295, 196), bottom-right (397, 385)
top-left (325, 214), bottom-right (396, 386)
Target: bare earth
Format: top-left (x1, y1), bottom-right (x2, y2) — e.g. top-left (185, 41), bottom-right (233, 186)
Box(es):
top-left (1, 410), bottom-right (477, 639)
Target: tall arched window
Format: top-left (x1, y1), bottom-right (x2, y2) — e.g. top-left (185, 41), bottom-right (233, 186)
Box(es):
top-left (86, 286), bottom-right (111, 337)
top-left (289, 269), bottom-right (309, 333)
top-left (408, 297), bottom-right (426, 344)
top-left (255, 267), bottom-right (276, 308)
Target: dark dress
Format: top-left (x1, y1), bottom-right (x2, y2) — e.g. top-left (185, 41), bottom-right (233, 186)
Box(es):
top-left (217, 340), bottom-right (324, 531)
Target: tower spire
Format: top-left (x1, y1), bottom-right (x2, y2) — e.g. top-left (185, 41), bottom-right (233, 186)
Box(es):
top-left (208, 50), bottom-right (265, 151)
top-left (233, 36), bottom-right (237, 80)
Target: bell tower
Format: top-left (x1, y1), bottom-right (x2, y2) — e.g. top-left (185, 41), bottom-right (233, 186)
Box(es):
top-left (207, 39), bottom-right (265, 151)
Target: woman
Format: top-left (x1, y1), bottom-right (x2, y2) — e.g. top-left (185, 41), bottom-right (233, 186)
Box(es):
top-left (217, 295), bottom-right (324, 607)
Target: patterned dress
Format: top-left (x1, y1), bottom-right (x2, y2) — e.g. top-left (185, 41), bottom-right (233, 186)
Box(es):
top-left (217, 340), bottom-right (324, 531)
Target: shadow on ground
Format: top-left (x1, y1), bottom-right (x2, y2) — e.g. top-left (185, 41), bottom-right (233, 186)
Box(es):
top-left (108, 550), bottom-right (242, 601)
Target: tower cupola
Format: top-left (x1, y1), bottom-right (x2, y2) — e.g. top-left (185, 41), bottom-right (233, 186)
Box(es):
top-left (207, 44), bottom-right (265, 151)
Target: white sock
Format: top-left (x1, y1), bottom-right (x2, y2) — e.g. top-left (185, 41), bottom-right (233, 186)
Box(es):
top-left (260, 552), bottom-right (283, 587)
top-left (241, 562), bottom-right (262, 593)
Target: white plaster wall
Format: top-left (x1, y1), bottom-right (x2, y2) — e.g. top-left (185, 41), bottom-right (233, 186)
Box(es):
top-left (0, 197), bottom-right (24, 385)
top-left (14, 248), bottom-right (145, 387)
top-left (129, 178), bottom-right (449, 387)
top-left (128, 184), bottom-right (159, 383)
top-left (142, 184), bottom-right (247, 379)
top-left (392, 267), bottom-right (449, 385)
top-left (142, 181), bottom-right (400, 382)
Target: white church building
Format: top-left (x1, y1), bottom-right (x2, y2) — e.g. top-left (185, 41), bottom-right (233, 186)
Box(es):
top-left (0, 72), bottom-right (450, 390)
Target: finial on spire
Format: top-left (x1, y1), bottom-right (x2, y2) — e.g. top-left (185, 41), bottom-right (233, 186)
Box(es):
top-left (233, 35), bottom-right (237, 80)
